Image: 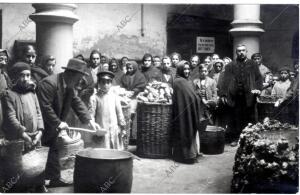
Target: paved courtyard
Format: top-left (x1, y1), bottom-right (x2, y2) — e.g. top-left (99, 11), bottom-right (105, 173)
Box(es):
top-left (49, 145), bottom-right (237, 193)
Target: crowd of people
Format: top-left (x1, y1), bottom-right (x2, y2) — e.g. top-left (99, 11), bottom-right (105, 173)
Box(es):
top-left (0, 43), bottom-right (298, 192)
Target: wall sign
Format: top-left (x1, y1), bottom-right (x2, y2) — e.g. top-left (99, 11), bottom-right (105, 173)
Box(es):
top-left (196, 37), bottom-right (215, 53)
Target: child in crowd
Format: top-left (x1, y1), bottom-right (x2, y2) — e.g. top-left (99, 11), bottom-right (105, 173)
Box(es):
top-left (272, 66), bottom-right (291, 99)
top-left (273, 66), bottom-right (292, 123)
top-left (2, 62), bottom-right (44, 151)
top-left (203, 56), bottom-right (213, 72)
top-left (170, 52), bottom-right (181, 68)
top-left (1, 62), bottom-right (46, 192)
top-left (89, 71), bottom-right (126, 150)
top-left (102, 62), bottom-right (109, 71)
top-left (193, 64), bottom-right (218, 125)
top-left (153, 56), bottom-right (162, 68)
top-left (261, 72), bottom-right (275, 96)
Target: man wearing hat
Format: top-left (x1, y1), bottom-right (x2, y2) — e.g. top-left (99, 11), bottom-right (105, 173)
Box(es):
top-left (89, 70), bottom-right (126, 149)
top-left (37, 58), bottom-right (101, 187)
top-left (0, 49), bottom-right (12, 138)
top-left (1, 62), bottom-right (46, 192)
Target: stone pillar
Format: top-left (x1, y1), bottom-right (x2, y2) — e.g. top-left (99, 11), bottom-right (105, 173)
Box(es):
top-left (230, 5), bottom-right (264, 59)
top-left (30, 4), bottom-right (78, 73)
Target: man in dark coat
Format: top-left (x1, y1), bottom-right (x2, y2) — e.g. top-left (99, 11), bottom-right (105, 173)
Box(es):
top-left (219, 45), bottom-right (262, 146)
top-left (37, 58), bottom-right (100, 187)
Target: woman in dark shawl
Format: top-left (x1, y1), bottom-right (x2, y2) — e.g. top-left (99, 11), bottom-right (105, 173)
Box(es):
top-left (109, 58), bottom-right (124, 86)
top-left (171, 60), bottom-right (204, 164)
top-left (120, 61), bottom-right (147, 97)
top-left (120, 61), bottom-right (147, 140)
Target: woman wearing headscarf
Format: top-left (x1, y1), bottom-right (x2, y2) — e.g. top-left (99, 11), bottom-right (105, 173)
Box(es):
top-left (31, 55), bottom-right (56, 83)
top-left (120, 61), bottom-right (147, 141)
top-left (120, 61), bottom-right (147, 98)
top-left (171, 60), bottom-right (204, 164)
top-left (109, 58), bottom-right (124, 86)
top-left (140, 53), bottom-right (162, 83)
top-left (209, 59), bottom-right (224, 85)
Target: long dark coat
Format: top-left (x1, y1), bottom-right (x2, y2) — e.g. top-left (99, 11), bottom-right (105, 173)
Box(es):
top-left (171, 62), bottom-right (203, 161)
top-left (218, 59), bottom-right (262, 107)
top-left (37, 73), bottom-right (91, 146)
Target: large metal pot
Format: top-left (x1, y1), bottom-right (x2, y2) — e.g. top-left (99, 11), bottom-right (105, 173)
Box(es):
top-left (74, 148), bottom-right (133, 193)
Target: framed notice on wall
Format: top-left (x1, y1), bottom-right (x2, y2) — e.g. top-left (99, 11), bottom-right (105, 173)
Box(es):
top-left (196, 37), bottom-right (215, 53)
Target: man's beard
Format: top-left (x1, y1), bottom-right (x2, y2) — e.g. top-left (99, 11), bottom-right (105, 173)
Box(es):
top-left (161, 66), bottom-right (170, 73)
top-left (91, 63), bottom-right (99, 69)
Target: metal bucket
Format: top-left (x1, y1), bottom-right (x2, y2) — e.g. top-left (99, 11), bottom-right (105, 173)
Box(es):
top-left (0, 140), bottom-right (49, 191)
top-left (74, 148), bottom-right (133, 193)
top-left (200, 126), bottom-right (225, 155)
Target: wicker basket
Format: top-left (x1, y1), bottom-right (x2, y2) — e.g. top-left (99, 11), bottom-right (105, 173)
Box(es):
top-left (136, 101), bottom-right (172, 158)
top-left (122, 104), bottom-right (131, 150)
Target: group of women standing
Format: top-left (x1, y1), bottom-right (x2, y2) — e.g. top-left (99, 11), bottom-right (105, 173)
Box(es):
top-left (80, 51), bottom-right (226, 164)
top-left (95, 53), bottom-right (213, 164)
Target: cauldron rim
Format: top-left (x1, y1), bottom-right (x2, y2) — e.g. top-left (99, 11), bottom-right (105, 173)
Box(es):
top-left (205, 125), bottom-right (225, 132)
top-left (76, 148), bottom-right (133, 160)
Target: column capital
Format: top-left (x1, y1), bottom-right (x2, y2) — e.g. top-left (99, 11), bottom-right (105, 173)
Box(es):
top-left (29, 3), bottom-right (78, 24)
top-left (230, 20), bottom-right (265, 37)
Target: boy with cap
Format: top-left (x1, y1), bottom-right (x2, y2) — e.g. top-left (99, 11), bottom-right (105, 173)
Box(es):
top-left (89, 70), bottom-right (126, 149)
top-left (2, 62), bottom-right (43, 147)
top-left (1, 62), bottom-right (46, 192)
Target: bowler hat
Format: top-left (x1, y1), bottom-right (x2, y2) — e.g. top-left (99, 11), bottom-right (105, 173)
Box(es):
top-left (62, 58), bottom-right (88, 76)
top-left (97, 70), bottom-right (115, 80)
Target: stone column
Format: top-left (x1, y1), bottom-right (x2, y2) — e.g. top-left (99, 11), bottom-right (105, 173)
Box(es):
top-left (230, 5), bottom-right (264, 59)
top-left (30, 4), bottom-right (78, 73)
